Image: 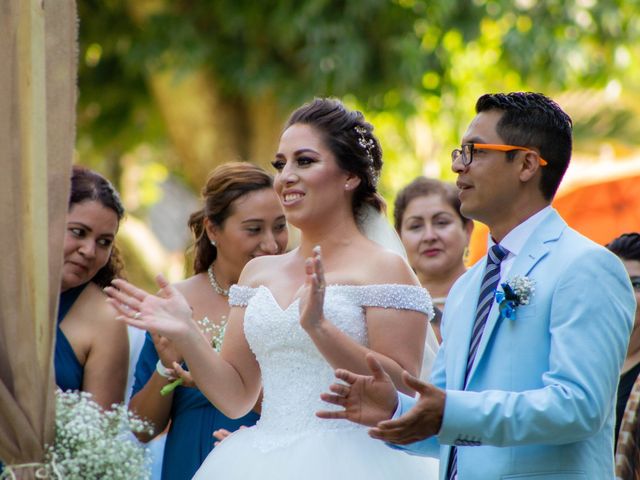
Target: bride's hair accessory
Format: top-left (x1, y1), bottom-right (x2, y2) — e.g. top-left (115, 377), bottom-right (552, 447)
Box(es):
top-left (354, 125), bottom-right (379, 186)
top-left (354, 126), bottom-right (374, 163)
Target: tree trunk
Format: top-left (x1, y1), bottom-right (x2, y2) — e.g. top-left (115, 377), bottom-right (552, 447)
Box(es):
top-left (126, 1), bottom-right (287, 189)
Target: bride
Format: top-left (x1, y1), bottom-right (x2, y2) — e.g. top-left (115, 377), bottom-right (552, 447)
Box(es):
top-left (106, 98), bottom-right (439, 479)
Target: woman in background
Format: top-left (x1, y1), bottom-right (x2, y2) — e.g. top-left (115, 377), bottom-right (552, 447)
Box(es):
top-left (394, 176), bottom-right (473, 344)
top-left (57, 165), bottom-right (129, 408)
top-left (129, 162), bottom-right (288, 480)
top-left (606, 232), bottom-right (640, 445)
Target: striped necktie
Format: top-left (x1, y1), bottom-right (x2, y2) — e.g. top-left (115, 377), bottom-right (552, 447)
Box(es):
top-left (447, 243), bottom-right (508, 479)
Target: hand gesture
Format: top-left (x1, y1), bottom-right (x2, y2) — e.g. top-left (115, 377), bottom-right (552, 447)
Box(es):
top-left (316, 354), bottom-right (398, 427)
top-left (299, 246), bottom-right (326, 332)
top-left (105, 275), bottom-right (194, 342)
top-left (170, 362), bottom-right (196, 388)
top-left (368, 372), bottom-right (445, 445)
top-left (212, 426), bottom-right (247, 447)
top-left (152, 333), bottom-right (182, 370)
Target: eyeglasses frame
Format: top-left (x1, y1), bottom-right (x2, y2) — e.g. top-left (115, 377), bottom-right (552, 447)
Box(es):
top-left (452, 143), bottom-right (548, 167)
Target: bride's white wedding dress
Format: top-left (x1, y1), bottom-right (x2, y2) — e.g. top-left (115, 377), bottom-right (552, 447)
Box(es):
top-left (193, 284), bottom-right (439, 479)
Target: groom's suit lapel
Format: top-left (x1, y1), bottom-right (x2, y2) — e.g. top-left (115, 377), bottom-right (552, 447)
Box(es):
top-left (462, 210), bottom-right (567, 387)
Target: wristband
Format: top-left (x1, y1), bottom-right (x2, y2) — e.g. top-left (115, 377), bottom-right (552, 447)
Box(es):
top-left (156, 360), bottom-right (173, 378)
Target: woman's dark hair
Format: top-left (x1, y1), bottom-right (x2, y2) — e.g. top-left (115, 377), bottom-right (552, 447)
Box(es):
top-left (393, 176), bottom-right (471, 232)
top-left (284, 98), bottom-right (384, 215)
top-left (188, 162), bottom-right (274, 274)
top-left (69, 165), bottom-right (125, 287)
top-left (606, 233), bottom-right (640, 261)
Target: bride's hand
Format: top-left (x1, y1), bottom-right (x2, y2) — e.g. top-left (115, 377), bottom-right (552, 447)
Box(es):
top-left (105, 275), bottom-right (195, 342)
top-left (299, 246), bottom-right (326, 332)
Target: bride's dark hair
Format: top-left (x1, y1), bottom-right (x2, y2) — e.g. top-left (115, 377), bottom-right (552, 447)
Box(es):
top-left (284, 98), bottom-right (384, 215)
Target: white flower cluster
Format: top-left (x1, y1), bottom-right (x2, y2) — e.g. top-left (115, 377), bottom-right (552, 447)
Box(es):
top-left (44, 390), bottom-right (153, 480)
top-left (197, 315), bottom-right (227, 353)
top-left (508, 275), bottom-right (536, 305)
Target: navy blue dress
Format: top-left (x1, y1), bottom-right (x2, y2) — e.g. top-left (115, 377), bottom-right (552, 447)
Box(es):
top-left (132, 334), bottom-right (259, 480)
top-left (55, 284), bottom-right (87, 391)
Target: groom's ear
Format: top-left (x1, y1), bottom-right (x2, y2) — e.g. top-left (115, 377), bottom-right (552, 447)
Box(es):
top-left (518, 151), bottom-right (542, 184)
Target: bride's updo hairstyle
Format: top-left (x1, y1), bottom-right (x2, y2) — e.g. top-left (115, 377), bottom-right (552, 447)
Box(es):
top-left (188, 162), bottom-right (274, 274)
top-left (284, 98), bottom-right (384, 216)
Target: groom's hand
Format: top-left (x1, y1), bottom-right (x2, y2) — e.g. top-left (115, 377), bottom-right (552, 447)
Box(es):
top-left (369, 373), bottom-right (445, 445)
top-left (316, 353), bottom-right (399, 427)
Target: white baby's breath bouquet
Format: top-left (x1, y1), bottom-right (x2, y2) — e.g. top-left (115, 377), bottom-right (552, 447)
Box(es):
top-left (45, 390), bottom-right (152, 479)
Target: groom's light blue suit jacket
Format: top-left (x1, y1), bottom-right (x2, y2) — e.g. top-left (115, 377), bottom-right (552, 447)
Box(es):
top-left (395, 210), bottom-right (636, 479)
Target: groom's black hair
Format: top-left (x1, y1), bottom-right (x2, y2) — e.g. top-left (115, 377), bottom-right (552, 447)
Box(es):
top-left (475, 92), bottom-right (573, 201)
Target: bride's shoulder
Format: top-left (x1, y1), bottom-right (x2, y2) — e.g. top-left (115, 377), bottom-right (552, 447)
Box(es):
top-left (238, 250), bottom-right (295, 287)
top-left (353, 244), bottom-right (418, 286)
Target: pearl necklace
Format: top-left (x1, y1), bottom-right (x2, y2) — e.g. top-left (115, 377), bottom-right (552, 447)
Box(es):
top-left (207, 264), bottom-right (229, 297)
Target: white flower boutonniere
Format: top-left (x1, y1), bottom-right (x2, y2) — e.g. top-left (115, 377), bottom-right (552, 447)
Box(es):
top-left (495, 275), bottom-right (536, 320)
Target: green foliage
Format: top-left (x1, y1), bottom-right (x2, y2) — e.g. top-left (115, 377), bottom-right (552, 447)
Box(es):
top-left (77, 0), bottom-right (640, 167)
top-left (77, 0), bottom-right (168, 180)
top-left (125, 0), bottom-right (426, 113)
top-left (76, 0), bottom-right (640, 260)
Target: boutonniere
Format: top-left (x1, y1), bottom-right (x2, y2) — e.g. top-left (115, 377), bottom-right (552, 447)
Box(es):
top-left (495, 275), bottom-right (536, 320)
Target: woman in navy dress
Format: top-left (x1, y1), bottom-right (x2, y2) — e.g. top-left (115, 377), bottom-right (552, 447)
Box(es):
top-left (129, 162), bottom-right (288, 480)
top-left (56, 165), bottom-right (129, 408)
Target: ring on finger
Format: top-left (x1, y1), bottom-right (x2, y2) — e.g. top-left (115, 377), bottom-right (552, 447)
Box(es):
top-left (133, 311), bottom-right (142, 320)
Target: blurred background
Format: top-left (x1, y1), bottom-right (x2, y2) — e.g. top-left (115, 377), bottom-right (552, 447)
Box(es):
top-left (75, 0), bottom-right (640, 289)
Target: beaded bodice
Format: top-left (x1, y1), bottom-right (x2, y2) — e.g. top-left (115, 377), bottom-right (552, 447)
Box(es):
top-left (229, 284), bottom-right (433, 450)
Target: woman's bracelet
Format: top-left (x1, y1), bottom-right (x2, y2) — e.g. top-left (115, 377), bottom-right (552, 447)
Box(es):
top-left (156, 359), bottom-right (173, 378)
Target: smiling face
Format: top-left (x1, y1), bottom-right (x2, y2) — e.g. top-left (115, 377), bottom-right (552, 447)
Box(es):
top-left (400, 194), bottom-right (472, 280)
top-left (454, 109), bottom-right (525, 228)
top-left (62, 200), bottom-right (120, 292)
top-left (272, 123), bottom-right (354, 228)
top-left (208, 188), bottom-right (288, 272)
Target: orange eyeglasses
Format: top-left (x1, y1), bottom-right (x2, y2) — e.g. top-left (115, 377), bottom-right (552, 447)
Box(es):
top-left (451, 143), bottom-right (548, 167)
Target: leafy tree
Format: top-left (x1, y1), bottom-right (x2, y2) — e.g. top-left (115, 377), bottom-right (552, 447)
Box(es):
top-left (77, 0), bottom-right (640, 187)
top-left (76, 0), bottom-right (640, 283)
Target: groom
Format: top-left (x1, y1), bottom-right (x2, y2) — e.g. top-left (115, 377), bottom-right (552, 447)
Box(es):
top-left (319, 92), bottom-right (636, 478)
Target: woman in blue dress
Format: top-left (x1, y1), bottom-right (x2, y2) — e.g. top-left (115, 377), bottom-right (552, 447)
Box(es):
top-left (129, 162), bottom-right (288, 480)
top-left (56, 166), bottom-right (129, 408)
